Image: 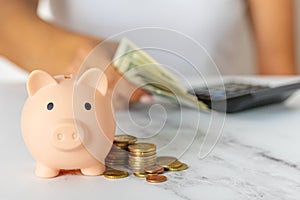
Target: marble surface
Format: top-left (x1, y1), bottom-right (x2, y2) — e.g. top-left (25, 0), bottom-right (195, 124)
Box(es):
top-left (0, 75), bottom-right (300, 200)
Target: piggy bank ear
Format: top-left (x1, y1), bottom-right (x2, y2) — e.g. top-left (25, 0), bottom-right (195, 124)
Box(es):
top-left (27, 70), bottom-right (58, 97)
top-left (77, 68), bottom-right (108, 95)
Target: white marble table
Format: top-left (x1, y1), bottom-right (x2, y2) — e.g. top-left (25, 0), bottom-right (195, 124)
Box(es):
top-left (0, 67), bottom-right (300, 199)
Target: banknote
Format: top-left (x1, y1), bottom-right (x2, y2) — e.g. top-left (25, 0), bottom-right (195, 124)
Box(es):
top-left (113, 38), bottom-right (207, 110)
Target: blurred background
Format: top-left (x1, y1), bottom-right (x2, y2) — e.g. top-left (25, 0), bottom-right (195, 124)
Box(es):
top-left (0, 0), bottom-right (299, 81)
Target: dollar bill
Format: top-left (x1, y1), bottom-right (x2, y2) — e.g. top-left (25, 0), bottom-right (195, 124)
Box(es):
top-left (113, 38), bottom-right (208, 110)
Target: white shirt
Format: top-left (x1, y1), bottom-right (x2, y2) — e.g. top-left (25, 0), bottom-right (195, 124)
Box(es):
top-left (47, 0), bottom-right (256, 81)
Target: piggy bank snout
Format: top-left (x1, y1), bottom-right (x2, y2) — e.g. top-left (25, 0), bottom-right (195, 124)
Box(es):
top-left (52, 122), bottom-right (86, 151)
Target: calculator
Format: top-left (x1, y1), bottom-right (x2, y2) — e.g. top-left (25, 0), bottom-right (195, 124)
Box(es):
top-left (188, 82), bottom-right (300, 113)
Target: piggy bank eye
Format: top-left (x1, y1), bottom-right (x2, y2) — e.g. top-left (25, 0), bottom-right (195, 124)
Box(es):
top-left (47, 102), bottom-right (54, 110)
top-left (84, 102), bottom-right (92, 111)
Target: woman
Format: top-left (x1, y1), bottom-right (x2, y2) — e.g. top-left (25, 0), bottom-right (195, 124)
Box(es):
top-left (0, 0), bottom-right (296, 106)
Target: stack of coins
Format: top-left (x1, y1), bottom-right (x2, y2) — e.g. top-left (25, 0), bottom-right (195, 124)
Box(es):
top-left (128, 143), bottom-right (157, 172)
top-left (105, 135), bottom-right (137, 168)
top-left (103, 135), bottom-right (189, 183)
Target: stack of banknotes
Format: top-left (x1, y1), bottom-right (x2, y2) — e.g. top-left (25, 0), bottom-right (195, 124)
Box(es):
top-left (113, 38), bottom-right (207, 110)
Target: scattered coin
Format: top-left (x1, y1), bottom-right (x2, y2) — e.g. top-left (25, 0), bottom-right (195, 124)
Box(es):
top-left (168, 160), bottom-right (183, 168)
top-left (103, 169), bottom-right (129, 179)
top-left (146, 174), bottom-right (167, 183)
top-left (133, 171), bottom-right (148, 178)
top-left (157, 156), bottom-right (177, 168)
top-left (167, 163), bottom-right (189, 171)
top-left (144, 165), bottom-right (164, 174)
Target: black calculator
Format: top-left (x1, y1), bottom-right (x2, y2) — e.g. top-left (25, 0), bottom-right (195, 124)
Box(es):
top-left (189, 81), bottom-right (300, 113)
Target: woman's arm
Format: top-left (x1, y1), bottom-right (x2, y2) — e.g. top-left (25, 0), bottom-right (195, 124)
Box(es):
top-left (248, 0), bottom-right (297, 75)
top-left (0, 0), bottom-right (97, 75)
top-left (0, 0), bottom-right (151, 108)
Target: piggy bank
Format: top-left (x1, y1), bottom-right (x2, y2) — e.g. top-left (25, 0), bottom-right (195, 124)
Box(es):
top-left (21, 68), bottom-right (115, 178)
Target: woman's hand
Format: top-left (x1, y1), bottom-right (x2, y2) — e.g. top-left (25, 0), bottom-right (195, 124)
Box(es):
top-left (68, 39), bottom-right (153, 110)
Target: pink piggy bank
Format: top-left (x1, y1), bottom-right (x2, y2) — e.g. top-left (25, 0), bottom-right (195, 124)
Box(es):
top-left (21, 68), bottom-right (115, 178)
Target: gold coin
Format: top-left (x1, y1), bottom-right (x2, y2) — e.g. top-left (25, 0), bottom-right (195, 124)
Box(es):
top-left (105, 162), bottom-right (127, 166)
top-left (129, 162), bottom-right (156, 166)
top-left (128, 162), bottom-right (156, 166)
top-left (167, 163), bottom-right (188, 171)
top-left (144, 165), bottom-right (164, 174)
top-left (114, 134), bottom-right (137, 144)
top-left (130, 151), bottom-right (156, 157)
top-left (133, 171), bottom-right (148, 178)
top-left (166, 160), bottom-right (183, 169)
top-left (128, 143), bottom-right (156, 153)
top-left (112, 142), bottom-right (128, 148)
top-left (106, 154), bottom-right (128, 159)
top-left (128, 159), bottom-right (156, 163)
top-left (157, 156), bottom-right (177, 167)
top-left (146, 174), bottom-right (167, 183)
top-left (105, 159), bottom-right (127, 163)
top-left (129, 164), bottom-right (156, 168)
top-left (130, 156), bottom-right (156, 161)
top-left (103, 169), bottom-right (129, 179)
top-left (129, 156), bottom-right (157, 161)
